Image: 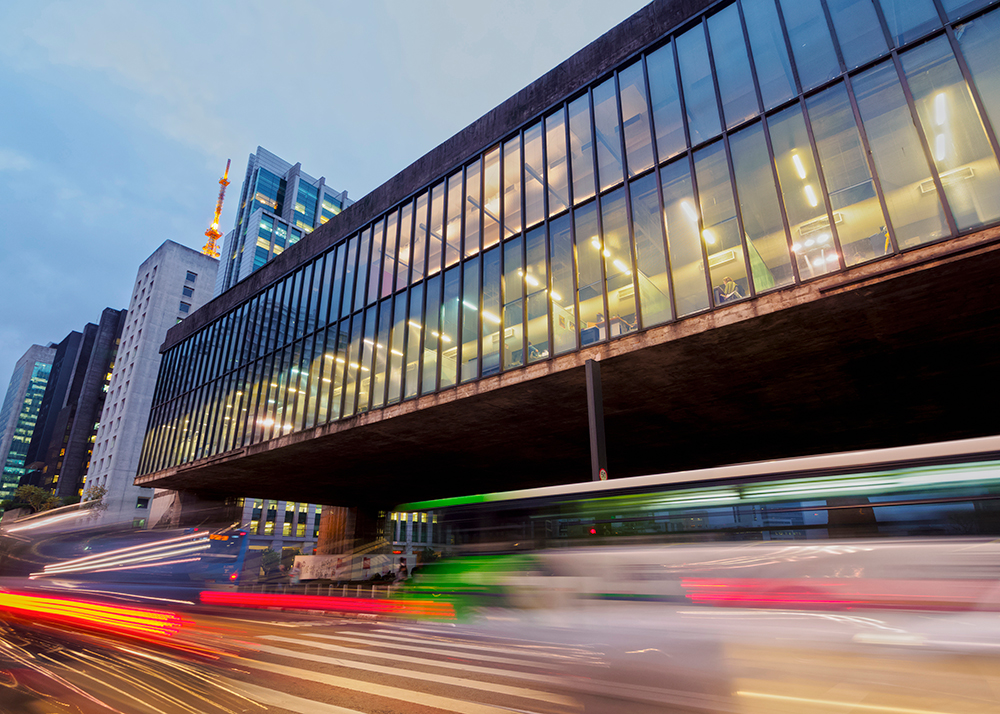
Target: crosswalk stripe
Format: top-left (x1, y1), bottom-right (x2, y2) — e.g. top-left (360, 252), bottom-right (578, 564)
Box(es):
top-left (348, 629), bottom-right (573, 659)
top-left (240, 658), bottom-right (572, 714)
top-left (251, 642), bottom-right (575, 706)
top-left (221, 679), bottom-right (364, 714)
top-left (260, 635), bottom-right (563, 686)
top-left (297, 632), bottom-right (551, 667)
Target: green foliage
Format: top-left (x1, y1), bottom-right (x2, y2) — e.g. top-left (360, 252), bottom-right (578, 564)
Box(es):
top-left (260, 547), bottom-right (281, 574)
top-left (14, 485), bottom-right (61, 513)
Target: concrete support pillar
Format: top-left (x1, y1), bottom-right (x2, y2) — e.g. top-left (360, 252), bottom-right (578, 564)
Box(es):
top-left (585, 359), bottom-right (608, 481)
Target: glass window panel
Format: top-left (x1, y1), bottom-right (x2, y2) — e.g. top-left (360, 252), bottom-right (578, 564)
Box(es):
top-left (357, 308), bottom-right (377, 413)
top-left (387, 296), bottom-right (406, 404)
top-left (367, 219), bottom-right (385, 305)
top-left (502, 236), bottom-right (525, 370)
top-left (619, 60), bottom-right (655, 176)
top-left (421, 275), bottom-right (441, 394)
top-left (296, 336), bottom-right (312, 430)
top-left (404, 284), bottom-right (423, 399)
top-left (827, 0), bottom-right (888, 68)
top-left (340, 236), bottom-right (358, 319)
top-left (646, 42), bottom-right (687, 160)
top-left (445, 170), bottom-right (462, 268)
top-left (941, 0), bottom-right (997, 20)
top-left (315, 329), bottom-right (330, 425)
top-left (461, 257), bottom-right (481, 382)
top-left (853, 61), bottom-right (950, 247)
top-left (661, 159), bottom-right (710, 316)
top-left (768, 103), bottom-right (839, 278)
top-left (545, 109), bottom-right (571, 216)
top-left (342, 316), bottom-right (364, 417)
top-left (329, 322), bottom-right (349, 420)
top-left (381, 211), bottom-right (398, 299)
top-left (412, 192), bottom-right (429, 282)
top-left (677, 23), bottom-right (723, 145)
top-left (426, 182), bottom-right (445, 277)
top-left (878, 0), bottom-right (941, 47)
top-left (708, 4), bottom-right (759, 128)
top-left (440, 268), bottom-right (460, 389)
top-left (354, 226), bottom-right (372, 312)
top-left (372, 299), bottom-right (392, 409)
top-left (629, 173), bottom-right (673, 327)
top-left (958, 8), bottom-right (1000, 148)
top-left (729, 122), bottom-right (795, 291)
top-left (902, 36), bottom-right (1000, 230)
top-left (524, 227), bottom-right (549, 362)
top-left (575, 202), bottom-right (605, 346)
top-left (396, 202), bottom-right (413, 292)
top-left (481, 247), bottom-right (502, 377)
top-left (594, 76), bottom-right (624, 191)
top-left (306, 261), bottom-right (321, 335)
top-left (465, 159), bottom-right (482, 257)
top-left (482, 148), bottom-right (502, 250)
top-left (524, 123), bottom-right (545, 227)
top-left (569, 94), bottom-right (597, 203)
top-left (778, 0), bottom-right (840, 90)
top-left (807, 83), bottom-right (890, 266)
top-left (503, 137), bottom-right (522, 238)
top-left (743, 0), bottom-right (796, 109)
top-left (600, 188), bottom-right (638, 334)
top-left (695, 141), bottom-right (752, 305)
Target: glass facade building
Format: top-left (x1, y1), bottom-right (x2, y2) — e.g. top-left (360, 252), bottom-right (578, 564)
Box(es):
top-left (0, 348), bottom-right (55, 501)
top-left (140, 0), bottom-right (1000, 479)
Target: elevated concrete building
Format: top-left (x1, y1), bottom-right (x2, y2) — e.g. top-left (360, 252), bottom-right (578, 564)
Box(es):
top-left (137, 0), bottom-right (1000, 516)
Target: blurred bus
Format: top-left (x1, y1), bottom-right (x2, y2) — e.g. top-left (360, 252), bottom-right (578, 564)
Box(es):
top-left (398, 436), bottom-right (1000, 612)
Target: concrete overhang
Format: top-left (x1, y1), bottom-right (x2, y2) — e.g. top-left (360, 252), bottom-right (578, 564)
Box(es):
top-left (136, 229), bottom-right (1000, 507)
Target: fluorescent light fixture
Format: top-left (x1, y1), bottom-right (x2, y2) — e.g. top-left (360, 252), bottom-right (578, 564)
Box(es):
top-left (792, 152), bottom-right (807, 179)
top-left (804, 184), bottom-right (818, 207)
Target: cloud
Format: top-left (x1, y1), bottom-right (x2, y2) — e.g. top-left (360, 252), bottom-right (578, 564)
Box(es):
top-left (0, 148), bottom-right (32, 171)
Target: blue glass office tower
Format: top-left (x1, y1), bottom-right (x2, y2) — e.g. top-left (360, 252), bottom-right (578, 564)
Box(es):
top-left (215, 147), bottom-right (353, 296)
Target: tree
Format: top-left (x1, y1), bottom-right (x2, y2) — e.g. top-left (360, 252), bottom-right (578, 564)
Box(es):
top-left (14, 485), bottom-right (61, 513)
top-left (81, 484), bottom-right (108, 512)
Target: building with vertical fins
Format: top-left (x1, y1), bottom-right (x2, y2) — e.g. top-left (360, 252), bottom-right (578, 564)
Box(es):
top-left (0, 345), bottom-right (56, 501)
top-left (215, 147), bottom-right (353, 297)
top-left (137, 0), bottom-right (1000, 528)
top-left (23, 309), bottom-right (127, 500)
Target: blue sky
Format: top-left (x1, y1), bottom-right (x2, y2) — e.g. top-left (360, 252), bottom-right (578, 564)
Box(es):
top-left (0, 0), bottom-right (648, 387)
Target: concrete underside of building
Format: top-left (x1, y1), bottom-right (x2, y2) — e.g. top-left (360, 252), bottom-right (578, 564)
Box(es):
top-left (136, 227), bottom-right (1000, 508)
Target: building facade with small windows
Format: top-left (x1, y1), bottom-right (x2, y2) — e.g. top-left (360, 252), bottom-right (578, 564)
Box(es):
top-left (215, 147), bottom-right (353, 297)
top-left (87, 241), bottom-right (219, 526)
top-left (138, 0), bottom-right (1000, 518)
top-left (0, 344), bottom-right (56, 501)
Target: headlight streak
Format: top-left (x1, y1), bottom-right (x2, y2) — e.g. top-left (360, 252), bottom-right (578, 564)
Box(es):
top-left (37, 531), bottom-right (209, 570)
top-left (736, 690), bottom-right (960, 713)
top-left (68, 648), bottom-right (223, 714)
top-left (37, 542), bottom-right (211, 578)
top-left (114, 645), bottom-right (267, 712)
top-left (4, 508), bottom-right (91, 533)
top-left (48, 650), bottom-right (175, 714)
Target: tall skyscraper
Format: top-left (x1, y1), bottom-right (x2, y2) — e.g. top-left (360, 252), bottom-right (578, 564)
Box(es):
top-left (23, 308), bottom-right (127, 500)
top-left (215, 147), bottom-right (353, 296)
top-left (85, 241), bottom-right (220, 526)
top-left (0, 345), bottom-right (56, 501)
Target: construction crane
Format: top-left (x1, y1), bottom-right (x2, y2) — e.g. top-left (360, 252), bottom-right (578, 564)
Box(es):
top-left (202, 159), bottom-right (231, 258)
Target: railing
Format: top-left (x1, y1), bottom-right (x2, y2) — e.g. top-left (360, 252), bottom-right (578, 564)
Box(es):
top-left (238, 581), bottom-right (401, 598)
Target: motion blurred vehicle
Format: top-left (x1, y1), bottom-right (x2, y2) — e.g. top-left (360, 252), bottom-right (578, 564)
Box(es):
top-left (399, 437), bottom-right (1000, 712)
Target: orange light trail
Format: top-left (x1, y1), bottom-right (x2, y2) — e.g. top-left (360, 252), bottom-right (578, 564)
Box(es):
top-left (0, 591), bottom-right (185, 640)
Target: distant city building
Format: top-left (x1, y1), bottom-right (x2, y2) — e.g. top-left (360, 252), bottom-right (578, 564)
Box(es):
top-left (23, 308), bottom-right (126, 500)
top-left (86, 241), bottom-right (219, 526)
top-left (215, 147), bottom-right (353, 296)
top-left (0, 344), bottom-right (56, 501)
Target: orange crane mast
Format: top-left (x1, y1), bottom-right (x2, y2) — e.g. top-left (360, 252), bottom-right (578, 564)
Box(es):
top-left (202, 159), bottom-right (231, 258)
